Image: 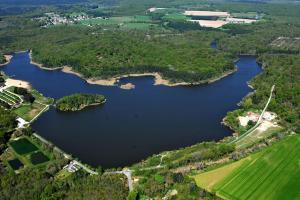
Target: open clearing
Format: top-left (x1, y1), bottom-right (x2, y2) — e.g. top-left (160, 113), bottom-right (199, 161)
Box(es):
top-left (14, 102), bottom-right (46, 122)
top-left (194, 135), bottom-right (300, 200)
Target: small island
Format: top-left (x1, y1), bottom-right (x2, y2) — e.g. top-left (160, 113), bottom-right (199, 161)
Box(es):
top-left (56, 93), bottom-right (106, 111)
top-left (119, 83), bottom-right (135, 90)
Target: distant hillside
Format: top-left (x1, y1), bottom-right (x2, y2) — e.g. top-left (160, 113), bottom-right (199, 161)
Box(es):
top-left (0, 0), bottom-right (87, 5)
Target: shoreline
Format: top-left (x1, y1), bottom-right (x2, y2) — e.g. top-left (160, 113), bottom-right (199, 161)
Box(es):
top-left (0, 55), bottom-right (13, 66)
top-left (4, 78), bottom-right (32, 89)
top-left (62, 66), bottom-right (237, 87)
top-left (56, 99), bottom-right (106, 112)
top-left (28, 50), bottom-right (237, 87)
top-left (29, 50), bottom-right (63, 71)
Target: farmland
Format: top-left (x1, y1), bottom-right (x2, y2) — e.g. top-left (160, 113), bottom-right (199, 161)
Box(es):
top-left (194, 135), bottom-right (300, 200)
top-left (77, 15), bottom-right (158, 30)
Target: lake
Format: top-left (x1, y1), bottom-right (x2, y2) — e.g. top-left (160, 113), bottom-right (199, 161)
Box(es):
top-left (1, 52), bottom-right (262, 168)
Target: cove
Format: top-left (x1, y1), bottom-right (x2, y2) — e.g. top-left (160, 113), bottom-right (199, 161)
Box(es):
top-left (1, 52), bottom-right (262, 168)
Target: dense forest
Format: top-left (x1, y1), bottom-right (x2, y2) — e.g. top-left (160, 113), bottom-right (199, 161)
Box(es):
top-left (0, 0), bottom-right (300, 199)
top-left (0, 107), bottom-right (17, 153)
top-left (0, 108), bottom-right (17, 138)
top-left (251, 55), bottom-right (300, 131)
top-left (0, 22), bottom-right (233, 83)
top-left (56, 93), bottom-right (106, 111)
top-left (0, 167), bottom-right (128, 200)
top-left (0, 53), bottom-right (5, 64)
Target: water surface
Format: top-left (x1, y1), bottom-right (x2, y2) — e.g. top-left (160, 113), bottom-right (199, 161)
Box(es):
top-left (1, 52), bottom-right (262, 168)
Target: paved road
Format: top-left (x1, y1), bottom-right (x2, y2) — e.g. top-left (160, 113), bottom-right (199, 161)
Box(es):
top-left (29, 101), bottom-right (49, 123)
top-left (73, 160), bottom-right (98, 175)
top-left (105, 170), bottom-right (133, 191)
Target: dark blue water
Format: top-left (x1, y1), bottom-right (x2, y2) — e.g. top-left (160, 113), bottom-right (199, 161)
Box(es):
top-left (1, 52), bottom-right (262, 168)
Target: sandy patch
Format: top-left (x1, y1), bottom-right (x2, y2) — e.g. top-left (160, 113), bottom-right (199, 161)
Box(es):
top-left (190, 20), bottom-right (228, 28)
top-left (238, 116), bottom-right (249, 127)
top-left (62, 66), bottom-right (116, 86)
top-left (120, 83), bottom-right (135, 90)
top-left (5, 78), bottom-right (31, 89)
top-left (184, 11), bottom-right (230, 17)
top-left (62, 66), bottom-right (236, 87)
top-left (0, 55), bottom-right (13, 66)
top-left (256, 121), bottom-right (279, 133)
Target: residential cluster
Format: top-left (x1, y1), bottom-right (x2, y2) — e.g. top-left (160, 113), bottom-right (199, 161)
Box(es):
top-left (35, 12), bottom-right (89, 27)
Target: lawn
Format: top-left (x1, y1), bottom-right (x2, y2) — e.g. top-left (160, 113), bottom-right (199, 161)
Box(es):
top-left (232, 12), bottom-right (258, 19)
top-left (30, 89), bottom-right (53, 105)
top-left (10, 138), bottom-right (38, 155)
top-left (78, 15), bottom-right (157, 30)
top-left (194, 135), bottom-right (300, 200)
top-left (122, 23), bottom-right (158, 30)
top-left (14, 101), bottom-right (46, 122)
top-left (132, 15), bottom-right (152, 22)
top-left (236, 126), bottom-right (283, 149)
top-left (55, 168), bottom-right (73, 180)
top-left (162, 13), bottom-right (190, 21)
top-left (12, 88), bottom-right (52, 121)
top-left (79, 16), bottom-right (133, 26)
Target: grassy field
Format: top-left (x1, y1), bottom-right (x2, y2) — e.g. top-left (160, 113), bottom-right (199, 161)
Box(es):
top-left (78, 15), bottom-right (158, 30)
top-left (162, 13), bottom-right (190, 21)
top-left (14, 102), bottom-right (45, 122)
top-left (236, 126), bottom-right (283, 149)
top-left (13, 88), bottom-right (52, 121)
top-left (194, 135), bottom-right (300, 200)
top-left (232, 12), bottom-right (258, 19)
top-left (121, 23), bottom-right (158, 30)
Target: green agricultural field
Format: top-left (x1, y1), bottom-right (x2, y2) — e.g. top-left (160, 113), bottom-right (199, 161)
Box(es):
top-left (79, 16), bottom-right (133, 26)
top-left (10, 138), bottom-right (38, 155)
top-left (78, 15), bottom-right (156, 30)
top-left (132, 15), bottom-right (152, 22)
top-left (122, 23), bottom-right (158, 30)
top-left (232, 12), bottom-right (258, 19)
top-left (162, 13), bottom-right (190, 21)
top-left (194, 135), bottom-right (300, 200)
